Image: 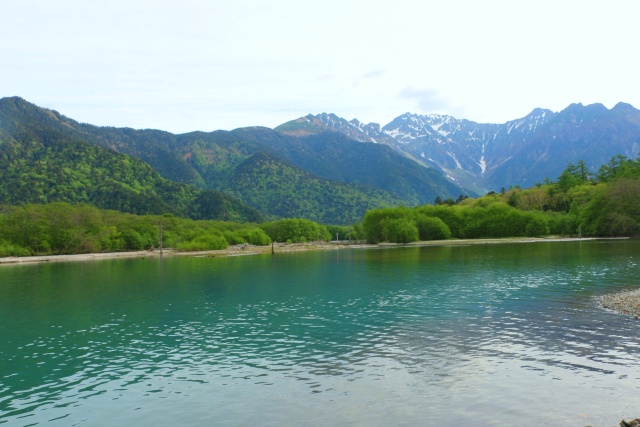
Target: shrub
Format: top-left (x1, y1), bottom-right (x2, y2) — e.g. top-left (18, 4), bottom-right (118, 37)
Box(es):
top-left (121, 229), bottom-right (145, 250)
top-left (414, 215), bottom-right (452, 241)
top-left (238, 228), bottom-right (271, 246)
top-left (0, 241), bottom-right (32, 257)
top-left (525, 216), bottom-right (550, 237)
top-left (260, 218), bottom-right (328, 243)
top-left (382, 218), bottom-right (419, 243)
top-left (222, 231), bottom-right (245, 245)
top-left (176, 234), bottom-right (228, 251)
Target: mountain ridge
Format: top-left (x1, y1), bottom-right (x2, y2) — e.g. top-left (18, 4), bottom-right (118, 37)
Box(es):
top-left (4, 96), bottom-right (639, 222)
top-left (1, 97), bottom-right (467, 224)
top-left (279, 102), bottom-right (640, 192)
top-left (0, 96), bottom-right (264, 222)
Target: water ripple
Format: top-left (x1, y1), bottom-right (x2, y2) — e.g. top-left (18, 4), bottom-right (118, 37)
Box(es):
top-left (1, 242), bottom-right (640, 426)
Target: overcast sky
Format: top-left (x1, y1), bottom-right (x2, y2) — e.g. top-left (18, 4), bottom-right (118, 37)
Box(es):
top-left (2, 0), bottom-right (638, 133)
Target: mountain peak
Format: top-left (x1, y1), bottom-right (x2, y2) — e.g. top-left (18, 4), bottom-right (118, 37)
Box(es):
top-left (0, 96), bottom-right (30, 106)
top-left (274, 116), bottom-right (324, 136)
top-left (612, 102), bottom-right (637, 113)
top-left (562, 102), bottom-right (608, 113)
top-left (526, 107), bottom-right (552, 117)
top-left (0, 96), bottom-right (44, 115)
top-left (276, 113), bottom-right (392, 144)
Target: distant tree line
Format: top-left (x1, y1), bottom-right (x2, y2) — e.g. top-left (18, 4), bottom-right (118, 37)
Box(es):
top-left (2, 155), bottom-right (639, 255)
top-left (0, 203), bottom-right (272, 256)
top-left (0, 203), bottom-right (358, 257)
top-left (362, 155), bottom-right (640, 243)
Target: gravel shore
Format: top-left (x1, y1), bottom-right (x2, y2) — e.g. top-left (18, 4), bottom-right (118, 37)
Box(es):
top-left (0, 243), bottom-right (356, 265)
top-left (598, 288), bottom-right (640, 318)
top-left (0, 237), bottom-right (626, 266)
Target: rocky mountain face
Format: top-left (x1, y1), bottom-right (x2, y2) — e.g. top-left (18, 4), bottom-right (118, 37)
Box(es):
top-left (278, 103), bottom-right (640, 193)
top-left (0, 97), bottom-right (467, 224)
top-left (5, 96), bottom-right (638, 222)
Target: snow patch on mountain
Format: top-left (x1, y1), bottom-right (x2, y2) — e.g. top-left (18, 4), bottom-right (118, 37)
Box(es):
top-left (447, 151), bottom-right (462, 169)
top-left (282, 103), bottom-right (640, 193)
top-left (478, 156), bottom-right (486, 174)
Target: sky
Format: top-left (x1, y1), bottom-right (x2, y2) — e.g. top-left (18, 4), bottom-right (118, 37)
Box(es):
top-left (2, 0), bottom-right (638, 133)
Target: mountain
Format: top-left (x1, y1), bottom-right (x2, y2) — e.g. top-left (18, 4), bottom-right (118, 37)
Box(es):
top-left (0, 98), bottom-right (468, 223)
top-left (276, 113), bottom-right (398, 146)
top-left (220, 151), bottom-right (406, 224)
top-left (6, 96), bottom-right (636, 222)
top-left (225, 127), bottom-right (466, 204)
top-left (380, 109), bottom-right (555, 192)
top-left (0, 97), bottom-right (201, 185)
top-left (0, 97), bottom-right (263, 222)
top-left (282, 104), bottom-right (640, 193)
top-left (486, 102), bottom-right (640, 189)
top-left (173, 127), bottom-right (465, 221)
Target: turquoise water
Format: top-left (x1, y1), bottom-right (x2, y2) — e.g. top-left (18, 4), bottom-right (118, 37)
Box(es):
top-left (1, 240), bottom-right (639, 426)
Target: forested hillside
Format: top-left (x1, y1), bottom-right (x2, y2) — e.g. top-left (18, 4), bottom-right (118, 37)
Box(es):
top-left (360, 155), bottom-right (640, 243)
top-left (220, 152), bottom-right (405, 224)
top-left (0, 96), bottom-right (201, 184)
top-left (1, 155), bottom-right (638, 258)
top-left (0, 98), bottom-right (263, 222)
top-left (234, 128), bottom-right (466, 204)
top-left (0, 97), bottom-right (467, 223)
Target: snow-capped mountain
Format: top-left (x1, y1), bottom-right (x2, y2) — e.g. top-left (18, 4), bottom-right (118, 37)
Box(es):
top-left (278, 113), bottom-right (398, 146)
top-left (379, 109), bottom-right (554, 191)
top-left (277, 103), bottom-right (640, 193)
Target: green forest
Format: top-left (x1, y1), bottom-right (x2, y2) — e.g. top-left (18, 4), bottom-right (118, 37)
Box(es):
top-left (220, 152), bottom-right (405, 224)
top-left (0, 203), bottom-right (354, 257)
top-left (0, 155), bottom-right (639, 257)
top-left (0, 97), bottom-right (464, 224)
top-left (0, 203), bottom-right (263, 256)
top-left (361, 155), bottom-right (640, 243)
top-left (0, 126), bottom-right (263, 223)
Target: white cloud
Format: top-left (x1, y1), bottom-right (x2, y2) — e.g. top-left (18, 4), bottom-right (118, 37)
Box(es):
top-left (1, 0), bottom-right (639, 131)
top-left (362, 69), bottom-right (385, 80)
top-left (398, 87), bottom-right (458, 115)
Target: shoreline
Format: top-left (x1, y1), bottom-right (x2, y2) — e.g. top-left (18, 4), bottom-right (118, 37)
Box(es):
top-left (597, 288), bottom-right (640, 318)
top-left (0, 236), bottom-right (626, 266)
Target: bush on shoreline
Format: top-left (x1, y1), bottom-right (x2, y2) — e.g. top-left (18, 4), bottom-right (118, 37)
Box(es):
top-left (0, 203), bottom-right (274, 256)
top-left (361, 203), bottom-right (552, 244)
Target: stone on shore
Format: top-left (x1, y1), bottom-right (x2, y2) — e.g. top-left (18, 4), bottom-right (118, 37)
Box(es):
top-left (597, 288), bottom-right (640, 318)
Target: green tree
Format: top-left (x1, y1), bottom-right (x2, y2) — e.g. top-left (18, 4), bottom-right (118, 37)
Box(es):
top-left (381, 217), bottom-right (419, 243)
top-left (414, 215), bottom-right (451, 241)
top-left (525, 216), bottom-right (550, 237)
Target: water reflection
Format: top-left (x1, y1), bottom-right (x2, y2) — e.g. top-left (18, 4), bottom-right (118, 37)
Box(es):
top-left (1, 241), bottom-right (639, 426)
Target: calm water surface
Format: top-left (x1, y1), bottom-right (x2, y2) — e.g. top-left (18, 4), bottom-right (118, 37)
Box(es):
top-left (1, 240), bottom-right (639, 426)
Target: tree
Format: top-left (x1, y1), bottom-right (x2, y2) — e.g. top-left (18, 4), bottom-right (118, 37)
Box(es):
top-left (575, 160), bottom-right (592, 182)
top-left (557, 169), bottom-right (581, 192)
top-left (515, 187), bottom-right (550, 211)
top-left (381, 218), bottom-right (419, 243)
top-left (260, 218), bottom-right (330, 243)
top-left (525, 216), bottom-right (550, 237)
top-left (414, 215), bottom-right (451, 241)
top-left (597, 155), bottom-right (629, 182)
top-left (456, 194), bottom-right (469, 204)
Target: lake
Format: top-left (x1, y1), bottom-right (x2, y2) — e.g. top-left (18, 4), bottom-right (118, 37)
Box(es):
top-left (1, 240), bottom-right (639, 426)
